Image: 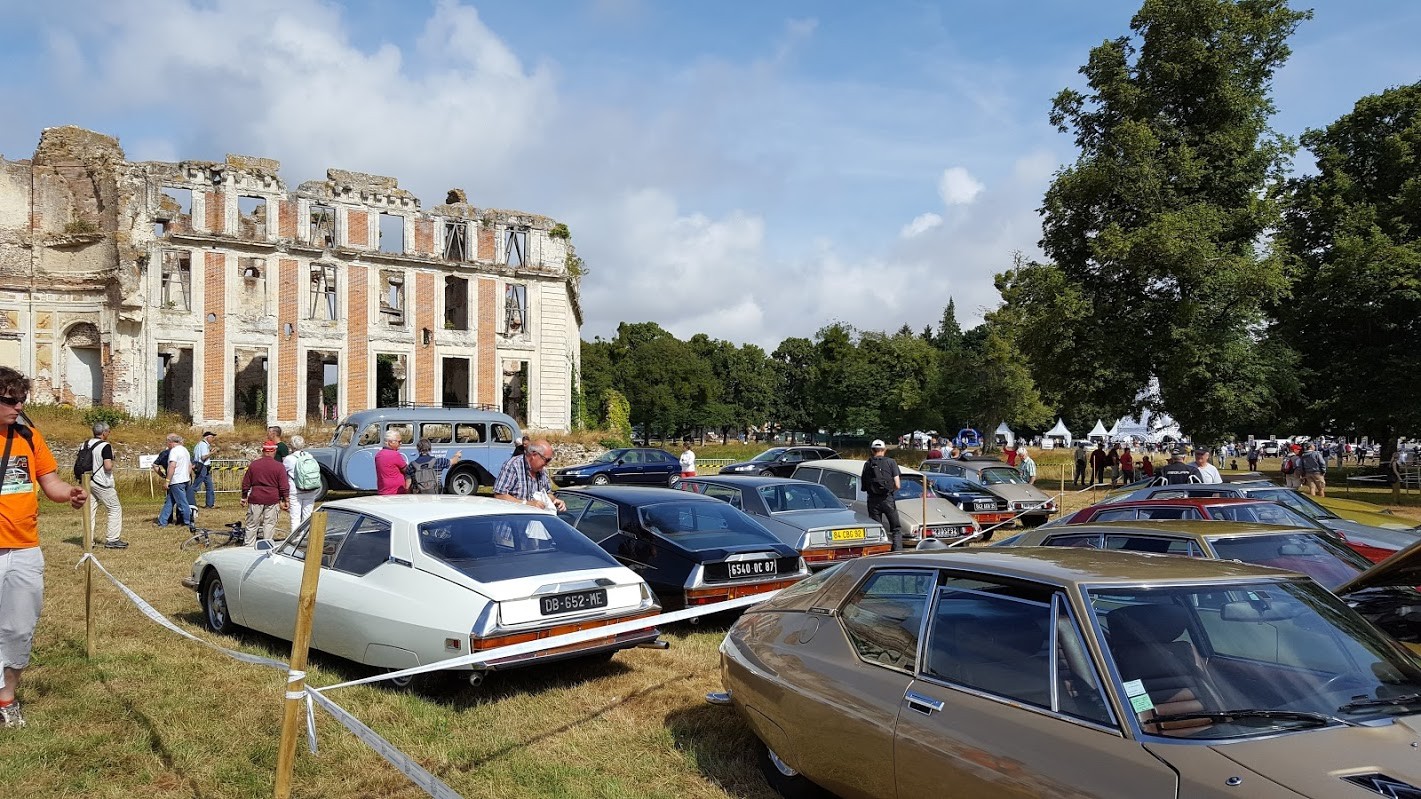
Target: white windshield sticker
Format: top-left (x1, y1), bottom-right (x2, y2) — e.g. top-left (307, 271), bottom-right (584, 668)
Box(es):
top-left (1123, 679), bottom-right (1147, 697)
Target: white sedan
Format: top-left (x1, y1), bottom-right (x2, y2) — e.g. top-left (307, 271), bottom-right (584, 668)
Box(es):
top-left (184, 496), bottom-right (662, 685)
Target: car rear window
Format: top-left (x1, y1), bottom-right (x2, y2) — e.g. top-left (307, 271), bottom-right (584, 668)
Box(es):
top-left (1208, 533), bottom-right (1367, 590)
top-left (758, 483), bottom-right (840, 512)
top-left (418, 513), bottom-right (620, 582)
top-left (638, 501), bottom-right (781, 549)
top-left (980, 467), bottom-right (1026, 485)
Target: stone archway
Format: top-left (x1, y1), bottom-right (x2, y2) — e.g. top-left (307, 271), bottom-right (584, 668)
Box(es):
top-left (63, 322), bottom-right (102, 407)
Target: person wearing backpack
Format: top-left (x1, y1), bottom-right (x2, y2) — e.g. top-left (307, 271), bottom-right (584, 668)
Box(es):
top-left (1281, 448), bottom-right (1301, 489)
top-left (404, 437), bottom-right (463, 495)
top-left (78, 422), bottom-right (125, 549)
top-left (859, 439), bottom-right (903, 551)
top-left (283, 435), bottom-right (323, 532)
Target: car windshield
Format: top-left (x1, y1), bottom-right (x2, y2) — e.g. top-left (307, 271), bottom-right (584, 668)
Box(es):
top-left (1206, 532), bottom-right (1370, 591)
top-left (590, 449), bottom-right (628, 465)
top-left (638, 501), bottom-right (779, 549)
top-left (750, 448), bottom-right (787, 463)
top-left (1203, 502), bottom-right (1319, 528)
top-left (1247, 488), bottom-right (1338, 520)
top-left (980, 467), bottom-right (1027, 485)
top-left (757, 483), bottom-right (843, 512)
top-left (418, 513), bottom-right (619, 582)
top-left (1090, 580), bottom-right (1421, 739)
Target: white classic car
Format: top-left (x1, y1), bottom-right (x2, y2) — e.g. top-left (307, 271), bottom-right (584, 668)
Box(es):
top-left (184, 496), bottom-right (663, 685)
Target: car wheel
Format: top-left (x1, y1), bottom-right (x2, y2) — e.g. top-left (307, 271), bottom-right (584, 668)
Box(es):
top-left (1021, 515), bottom-right (1048, 528)
top-left (446, 468), bottom-right (480, 496)
top-left (384, 667), bottom-right (417, 691)
top-left (313, 470), bottom-right (330, 503)
top-left (759, 743), bottom-right (822, 799)
top-left (759, 469), bottom-right (775, 477)
top-left (978, 527), bottom-right (995, 542)
top-left (591, 473), bottom-right (611, 486)
top-left (200, 571), bottom-right (236, 635)
top-left (668, 473), bottom-right (680, 487)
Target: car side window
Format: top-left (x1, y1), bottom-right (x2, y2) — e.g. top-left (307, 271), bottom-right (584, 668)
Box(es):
top-left (922, 576), bottom-right (1056, 712)
top-left (621, 450), bottom-right (643, 465)
top-left (821, 470), bottom-right (857, 500)
top-left (839, 570), bottom-right (936, 674)
top-left (386, 423), bottom-right (413, 444)
top-left (1043, 533), bottom-right (1104, 549)
top-left (577, 499), bottom-right (621, 541)
top-left (331, 517), bottom-right (392, 575)
top-left (455, 423), bottom-right (485, 443)
top-left (491, 423), bottom-right (514, 444)
top-left (1103, 535), bottom-right (1203, 557)
top-left (420, 423), bottom-right (453, 444)
top-left (781, 450), bottom-right (804, 463)
top-left (794, 467), bottom-right (822, 485)
top-left (944, 466), bottom-right (964, 477)
top-left (1091, 509), bottom-right (1139, 523)
top-left (557, 493), bottom-right (591, 525)
top-left (701, 484), bottom-right (743, 509)
top-left (1135, 507), bottom-right (1202, 521)
top-left (357, 423), bottom-right (381, 446)
top-left (281, 509), bottom-right (360, 562)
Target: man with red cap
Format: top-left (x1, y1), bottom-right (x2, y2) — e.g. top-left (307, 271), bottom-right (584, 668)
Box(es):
top-left (240, 441), bottom-right (289, 547)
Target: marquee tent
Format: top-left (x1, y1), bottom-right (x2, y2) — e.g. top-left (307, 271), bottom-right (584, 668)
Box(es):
top-left (1044, 419), bottom-right (1073, 448)
top-left (994, 422), bottom-right (1015, 449)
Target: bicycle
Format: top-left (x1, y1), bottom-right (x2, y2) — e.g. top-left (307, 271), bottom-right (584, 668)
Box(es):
top-left (180, 521), bottom-right (248, 551)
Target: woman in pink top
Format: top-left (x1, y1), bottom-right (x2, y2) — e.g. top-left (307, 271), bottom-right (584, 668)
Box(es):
top-left (374, 430), bottom-right (408, 494)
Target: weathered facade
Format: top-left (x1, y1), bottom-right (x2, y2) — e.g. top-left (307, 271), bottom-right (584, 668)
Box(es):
top-left (0, 126), bottom-right (582, 430)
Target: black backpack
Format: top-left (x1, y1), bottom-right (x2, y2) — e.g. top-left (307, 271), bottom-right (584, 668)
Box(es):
top-left (408, 457), bottom-right (441, 494)
top-left (73, 439), bottom-right (100, 479)
top-left (866, 457), bottom-right (896, 495)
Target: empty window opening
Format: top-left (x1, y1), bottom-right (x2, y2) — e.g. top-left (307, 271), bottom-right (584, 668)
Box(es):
top-left (443, 357), bottom-right (471, 407)
top-left (310, 264), bottom-right (338, 320)
top-left (379, 213), bottom-right (405, 254)
top-left (306, 351), bottom-right (340, 422)
top-left (161, 250), bottom-right (193, 311)
top-left (380, 270), bottom-right (405, 327)
top-left (237, 257), bottom-right (267, 316)
top-left (504, 227), bottom-right (528, 267)
top-left (158, 187), bottom-right (192, 234)
top-left (153, 221), bottom-right (168, 237)
top-left (309, 204), bottom-right (335, 247)
top-left (504, 283), bottom-right (527, 335)
top-left (233, 349), bottom-right (269, 422)
top-left (502, 359), bottom-right (529, 426)
top-left (156, 345), bottom-right (194, 421)
top-left (375, 353), bottom-right (407, 407)
top-left (238, 195), bottom-right (267, 239)
top-left (443, 220), bottom-right (468, 260)
top-left (239, 256), bottom-right (263, 279)
top-left (444, 276), bottom-right (469, 330)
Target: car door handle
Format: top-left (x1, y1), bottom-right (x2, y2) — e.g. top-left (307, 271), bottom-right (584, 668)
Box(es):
top-left (904, 691), bottom-right (944, 715)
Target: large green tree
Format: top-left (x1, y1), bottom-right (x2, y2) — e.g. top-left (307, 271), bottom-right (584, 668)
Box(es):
top-left (1276, 81), bottom-right (1421, 451)
top-left (1002, 0), bottom-right (1309, 441)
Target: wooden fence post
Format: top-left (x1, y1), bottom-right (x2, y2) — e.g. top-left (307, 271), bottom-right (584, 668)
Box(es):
top-left (83, 473), bottom-right (95, 659)
top-left (275, 511), bottom-right (327, 799)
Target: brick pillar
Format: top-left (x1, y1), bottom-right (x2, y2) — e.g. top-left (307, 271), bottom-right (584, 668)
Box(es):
top-left (414, 219), bottom-right (434, 256)
top-left (347, 210), bottom-right (369, 248)
top-left (277, 258), bottom-right (299, 421)
top-left (477, 278), bottom-right (497, 406)
top-left (278, 200), bottom-right (297, 239)
top-left (414, 272), bottom-right (436, 404)
top-left (477, 225), bottom-right (495, 261)
top-left (205, 190), bottom-right (226, 234)
top-left (346, 265), bottom-right (369, 411)
top-left (203, 252), bottom-right (227, 421)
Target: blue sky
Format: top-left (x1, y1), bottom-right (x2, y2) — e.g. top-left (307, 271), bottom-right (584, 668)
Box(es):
top-left (2, 0), bottom-right (1417, 347)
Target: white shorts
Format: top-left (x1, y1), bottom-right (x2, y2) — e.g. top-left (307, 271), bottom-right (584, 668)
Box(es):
top-left (0, 546), bottom-right (45, 670)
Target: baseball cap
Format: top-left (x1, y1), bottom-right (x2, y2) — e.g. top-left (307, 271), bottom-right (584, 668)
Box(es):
top-left (870, 439), bottom-right (887, 450)
top-left (262, 441), bottom-right (278, 452)
top-left (203, 430), bottom-right (217, 437)
top-left (1194, 447), bottom-right (1209, 455)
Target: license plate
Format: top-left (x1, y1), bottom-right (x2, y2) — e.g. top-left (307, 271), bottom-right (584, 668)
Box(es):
top-left (973, 501), bottom-right (995, 511)
top-left (539, 589), bottom-right (608, 615)
top-left (726, 560), bottom-right (779, 579)
top-left (830, 528), bottom-right (865, 541)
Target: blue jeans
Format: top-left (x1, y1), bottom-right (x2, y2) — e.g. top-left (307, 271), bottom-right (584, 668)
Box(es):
top-left (159, 482), bottom-right (191, 527)
top-left (189, 465), bottom-right (215, 508)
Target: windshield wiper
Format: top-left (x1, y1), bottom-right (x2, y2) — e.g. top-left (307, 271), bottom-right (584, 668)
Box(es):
top-left (1338, 693), bottom-right (1421, 713)
top-left (1149, 709), bottom-right (1351, 728)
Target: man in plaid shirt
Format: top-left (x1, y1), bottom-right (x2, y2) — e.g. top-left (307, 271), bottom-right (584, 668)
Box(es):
top-left (493, 439), bottom-right (566, 512)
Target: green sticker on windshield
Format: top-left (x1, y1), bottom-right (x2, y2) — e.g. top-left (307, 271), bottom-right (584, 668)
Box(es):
top-left (1129, 692), bottom-right (1155, 714)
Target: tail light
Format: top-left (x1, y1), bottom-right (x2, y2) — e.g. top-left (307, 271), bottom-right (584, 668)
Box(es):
top-left (685, 577), bottom-right (803, 606)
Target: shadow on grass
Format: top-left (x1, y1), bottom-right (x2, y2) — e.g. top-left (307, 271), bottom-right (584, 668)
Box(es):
top-left (665, 703), bottom-right (812, 799)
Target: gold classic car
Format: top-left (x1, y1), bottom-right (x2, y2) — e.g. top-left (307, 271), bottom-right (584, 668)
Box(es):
top-left (718, 547), bottom-right (1421, 798)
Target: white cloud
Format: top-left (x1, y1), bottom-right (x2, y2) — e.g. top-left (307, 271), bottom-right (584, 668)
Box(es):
top-left (939, 166), bottom-right (985, 206)
top-left (900, 212), bottom-right (944, 238)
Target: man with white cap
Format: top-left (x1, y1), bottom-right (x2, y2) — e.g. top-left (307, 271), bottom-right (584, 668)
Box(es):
top-left (860, 439), bottom-right (903, 550)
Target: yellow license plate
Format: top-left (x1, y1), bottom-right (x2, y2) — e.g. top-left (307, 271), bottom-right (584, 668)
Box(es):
top-left (831, 528), bottom-right (866, 541)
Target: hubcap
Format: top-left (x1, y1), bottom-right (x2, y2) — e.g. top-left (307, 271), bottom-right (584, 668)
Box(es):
top-left (207, 581), bottom-right (227, 628)
top-left (450, 473), bottom-right (475, 495)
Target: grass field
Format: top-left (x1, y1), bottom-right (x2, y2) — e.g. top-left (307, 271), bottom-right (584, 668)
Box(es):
top-left (7, 448), bottom-right (1420, 798)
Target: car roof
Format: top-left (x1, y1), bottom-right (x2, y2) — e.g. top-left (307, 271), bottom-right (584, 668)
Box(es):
top-left (923, 458), bottom-right (1010, 469)
top-left (320, 494), bottom-right (542, 525)
top-left (1097, 497), bottom-right (1278, 510)
top-left (335, 407), bottom-right (519, 427)
top-left (680, 476), bottom-right (808, 488)
top-left (798, 458), bottom-right (922, 477)
top-left (842, 546), bottom-right (1303, 587)
top-left (1033, 520), bottom-right (1319, 542)
top-left (561, 485), bottom-right (719, 504)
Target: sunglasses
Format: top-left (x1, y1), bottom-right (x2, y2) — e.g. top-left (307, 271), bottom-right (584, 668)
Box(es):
top-left (0, 395), bottom-right (25, 407)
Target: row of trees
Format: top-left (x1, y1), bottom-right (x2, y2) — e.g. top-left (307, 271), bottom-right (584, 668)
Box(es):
top-left (579, 0), bottom-right (1421, 453)
top-left (578, 302), bottom-right (1053, 442)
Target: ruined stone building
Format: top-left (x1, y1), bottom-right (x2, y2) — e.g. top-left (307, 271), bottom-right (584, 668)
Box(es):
top-left (0, 126), bottom-right (583, 430)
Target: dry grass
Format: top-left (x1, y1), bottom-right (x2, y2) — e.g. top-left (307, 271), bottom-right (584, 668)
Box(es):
top-left (5, 494), bottom-right (775, 799)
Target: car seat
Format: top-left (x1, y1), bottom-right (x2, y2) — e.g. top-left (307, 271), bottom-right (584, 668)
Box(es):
top-left (1106, 604), bottom-right (1222, 734)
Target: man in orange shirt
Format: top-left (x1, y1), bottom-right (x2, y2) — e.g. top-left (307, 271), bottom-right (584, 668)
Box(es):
top-left (0, 367), bottom-right (86, 728)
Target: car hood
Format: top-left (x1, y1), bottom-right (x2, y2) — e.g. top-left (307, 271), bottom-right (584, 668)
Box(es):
top-left (1319, 496), bottom-right (1419, 530)
top-left (1335, 535), bottom-right (1421, 596)
top-left (769, 508), bottom-right (870, 531)
top-left (895, 497), bottom-right (976, 526)
top-left (1148, 716), bottom-right (1421, 798)
top-left (1325, 518), bottom-right (1421, 552)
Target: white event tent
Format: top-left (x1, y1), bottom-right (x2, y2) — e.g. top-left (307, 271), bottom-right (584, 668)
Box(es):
top-left (994, 422), bottom-right (1016, 449)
